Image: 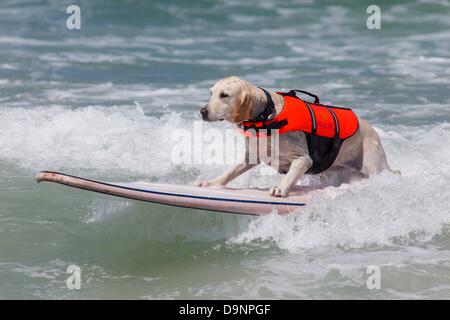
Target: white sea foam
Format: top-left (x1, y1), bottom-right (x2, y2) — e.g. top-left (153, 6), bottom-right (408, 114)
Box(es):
top-left (39, 52), bottom-right (137, 64)
top-left (1, 101), bottom-right (449, 251)
top-left (0, 105), bottom-right (180, 175)
top-left (231, 124), bottom-right (450, 250)
top-left (40, 82), bottom-right (206, 107)
top-left (0, 34), bottom-right (220, 50)
top-left (0, 105), bottom-right (240, 180)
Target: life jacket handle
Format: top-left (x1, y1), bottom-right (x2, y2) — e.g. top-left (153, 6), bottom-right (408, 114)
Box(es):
top-left (287, 90), bottom-right (320, 104)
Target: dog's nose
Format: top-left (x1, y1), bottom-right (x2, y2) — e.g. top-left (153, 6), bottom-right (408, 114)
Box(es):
top-left (200, 107), bottom-right (208, 120)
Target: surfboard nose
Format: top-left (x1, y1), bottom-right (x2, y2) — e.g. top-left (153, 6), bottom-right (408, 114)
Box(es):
top-left (36, 172), bottom-right (46, 183)
top-left (36, 171), bottom-right (57, 183)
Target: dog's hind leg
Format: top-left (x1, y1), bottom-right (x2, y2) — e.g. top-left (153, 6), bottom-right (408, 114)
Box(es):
top-left (359, 120), bottom-right (396, 176)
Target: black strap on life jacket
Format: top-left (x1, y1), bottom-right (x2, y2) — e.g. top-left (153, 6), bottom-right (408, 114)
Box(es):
top-left (245, 87), bottom-right (275, 123)
top-left (241, 87), bottom-right (284, 135)
top-left (240, 119), bottom-right (288, 136)
top-left (305, 106), bottom-right (343, 174)
top-left (285, 89), bottom-right (320, 104)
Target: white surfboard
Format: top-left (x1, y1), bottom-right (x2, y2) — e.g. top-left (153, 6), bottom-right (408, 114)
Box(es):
top-left (36, 171), bottom-right (314, 215)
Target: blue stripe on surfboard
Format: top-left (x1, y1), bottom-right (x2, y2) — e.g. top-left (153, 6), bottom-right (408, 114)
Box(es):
top-left (39, 171), bottom-right (306, 207)
top-left (50, 180), bottom-right (260, 216)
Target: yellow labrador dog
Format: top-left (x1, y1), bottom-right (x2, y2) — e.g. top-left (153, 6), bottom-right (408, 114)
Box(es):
top-left (194, 76), bottom-right (395, 197)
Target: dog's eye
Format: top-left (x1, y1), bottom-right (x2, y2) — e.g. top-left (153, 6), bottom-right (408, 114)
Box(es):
top-left (220, 92), bottom-right (229, 98)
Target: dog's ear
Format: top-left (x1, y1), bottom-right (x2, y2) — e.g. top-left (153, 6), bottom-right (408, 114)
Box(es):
top-left (232, 84), bottom-right (253, 123)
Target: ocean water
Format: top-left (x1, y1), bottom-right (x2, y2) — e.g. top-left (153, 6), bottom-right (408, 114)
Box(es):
top-left (1, 0), bottom-right (450, 299)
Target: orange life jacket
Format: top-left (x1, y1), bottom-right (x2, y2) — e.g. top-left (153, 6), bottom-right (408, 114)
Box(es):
top-left (239, 89), bottom-right (359, 174)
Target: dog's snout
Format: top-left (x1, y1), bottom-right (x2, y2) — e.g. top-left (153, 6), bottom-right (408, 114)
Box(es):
top-left (200, 107), bottom-right (208, 120)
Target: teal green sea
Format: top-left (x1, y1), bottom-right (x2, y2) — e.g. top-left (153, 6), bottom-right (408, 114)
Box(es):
top-left (1, 0), bottom-right (450, 299)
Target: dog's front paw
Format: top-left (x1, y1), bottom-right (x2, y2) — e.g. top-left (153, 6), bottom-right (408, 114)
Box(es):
top-left (269, 186), bottom-right (288, 198)
top-left (193, 180), bottom-right (211, 187)
top-left (193, 180), bottom-right (224, 187)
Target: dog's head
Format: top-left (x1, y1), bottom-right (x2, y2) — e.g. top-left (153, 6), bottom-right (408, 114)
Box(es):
top-left (200, 76), bottom-right (253, 123)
